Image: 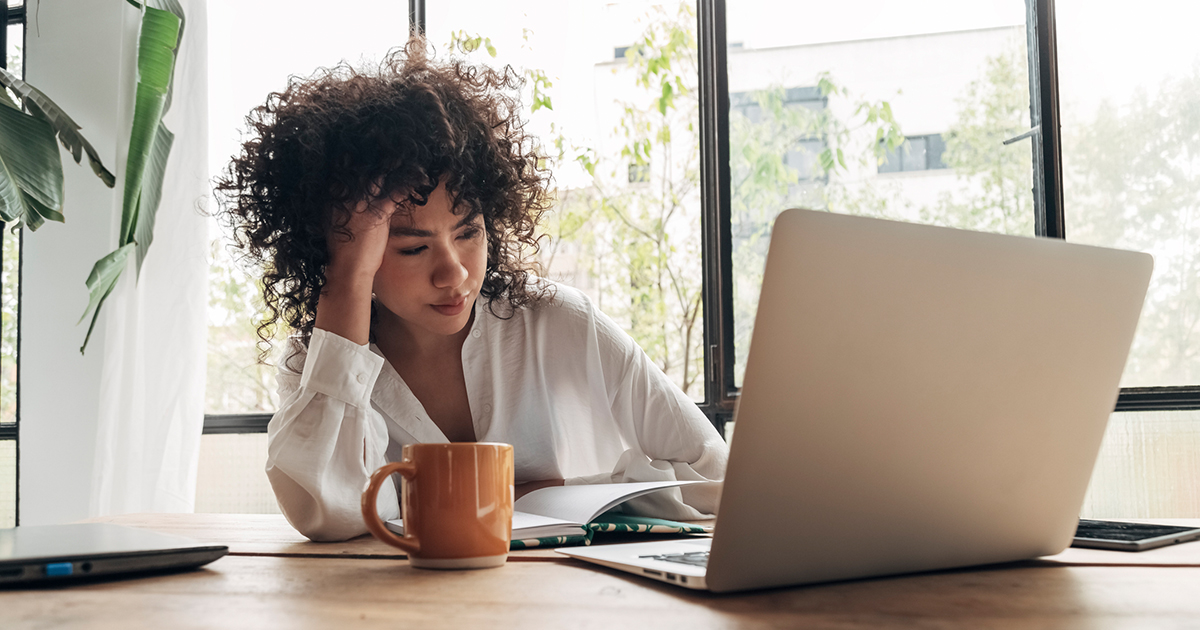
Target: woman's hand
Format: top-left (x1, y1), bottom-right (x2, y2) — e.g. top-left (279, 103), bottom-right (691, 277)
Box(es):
top-left (314, 197), bottom-right (396, 345)
top-left (514, 478), bottom-right (565, 501)
top-left (326, 197), bottom-right (395, 280)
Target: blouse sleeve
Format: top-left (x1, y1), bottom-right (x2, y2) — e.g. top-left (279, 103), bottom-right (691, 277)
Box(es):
top-left (565, 298), bottom-right (729, 520)
top-left (265, 328), bottom-right (395, 541)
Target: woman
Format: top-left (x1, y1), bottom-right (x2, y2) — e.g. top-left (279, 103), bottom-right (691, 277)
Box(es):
top-left (215, 40), bottom-right (727, 542)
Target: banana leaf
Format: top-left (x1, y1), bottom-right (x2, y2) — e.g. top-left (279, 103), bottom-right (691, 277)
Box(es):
top-left (129, 0), bottom-right (183, 271)
top-left (79, 3), bottom-right (182, 353)
top-left (0, 94), bottom-right (64, 229)
top-left (78, 242), bottom-right (135, 353)
top-left (21, 190), bottom-right (65, 232)
top-left (117, 6), bottom-right (178, 247)
top-left (126, 0), bottom-right (186, 116)
top-left (134, 121), bottom-right (173, 269)
top-left (0, 65), bottom-right (116, 189)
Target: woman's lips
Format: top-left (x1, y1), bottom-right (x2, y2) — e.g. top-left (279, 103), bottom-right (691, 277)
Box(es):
top-left (431, 295), bottom-right (468, 316)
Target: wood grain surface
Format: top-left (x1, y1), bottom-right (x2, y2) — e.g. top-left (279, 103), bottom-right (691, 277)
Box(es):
top-left (6, 514), bottom-right (1200, 628)
top-left (7, 553), bottom-right (1200, 629)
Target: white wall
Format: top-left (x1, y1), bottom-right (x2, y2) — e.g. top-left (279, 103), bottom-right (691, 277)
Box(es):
top-left (20, 3), bottom-right (135, 525)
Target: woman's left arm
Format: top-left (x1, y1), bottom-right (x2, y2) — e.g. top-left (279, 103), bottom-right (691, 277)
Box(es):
top-left (564, 299), bottom-right (728, 519)
top-left (599, 342), bottom-right (729, 519)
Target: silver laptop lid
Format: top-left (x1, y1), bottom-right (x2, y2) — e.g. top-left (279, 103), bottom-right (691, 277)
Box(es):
top-left (707, 209), bottom-right (1152, 592)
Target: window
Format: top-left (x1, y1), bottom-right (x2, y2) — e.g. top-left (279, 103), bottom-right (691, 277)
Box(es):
top-left (199, 0), bottom-right (1199, 519)
top-left (731, 86), bottom-right (827, 182)
top-left (878, 133), bottom-right (948, 173)
top-left (428, 1), bottom-right (706, 399)
top-left (198, 0), bottom-right (411, 512)
top-left (1, 2), bottom-right (24, 529)
top-left (724, 1), bottom-right (1036, 387)
top-left (1055, 0), bottom-right (1200, 517)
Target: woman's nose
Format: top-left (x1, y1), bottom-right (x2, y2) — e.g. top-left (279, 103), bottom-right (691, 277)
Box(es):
top-left (431, 245), bottom-right (468, 288)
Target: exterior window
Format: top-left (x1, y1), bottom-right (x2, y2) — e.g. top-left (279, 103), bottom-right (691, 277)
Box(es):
top-left (878, 134), bottom-right (948, 173)
top-left (730, 87), bottom-right (826, 182)
top-left (1, 4), bottom-right (25, 529)
top-left (187, 0), bottom-right (1200, 521)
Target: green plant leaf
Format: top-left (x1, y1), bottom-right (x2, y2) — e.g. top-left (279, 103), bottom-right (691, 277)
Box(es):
top-left (119, 5), bottom-right (178, 247)
top-left (0, 66), bottom-right (116, 188)
top-left (0, 98), bottom-right (64, 228)
top-left (120, 83), bottom-right (167, 244)
top-left (78, 242), bottom-right (135, 353)
top-left (125, 0), bottom-right (186, 115)
top-left (22, 190), bottom-right (64, 226)
top-left (133, 121), bottom-right (173, 271)
top-left (79, 2), bottom-right (182, 353)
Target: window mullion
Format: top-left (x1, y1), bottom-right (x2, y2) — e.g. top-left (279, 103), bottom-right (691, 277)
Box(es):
top-left (1030, 0), bottom-right (1065, 239)
top-left (696, 0), bottom-right (735, 428)
top-left (409, 0), bottom-right (425, 36)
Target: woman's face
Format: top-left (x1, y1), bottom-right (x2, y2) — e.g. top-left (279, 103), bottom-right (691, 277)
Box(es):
top-left (372, 183), bottom-right (488, 341)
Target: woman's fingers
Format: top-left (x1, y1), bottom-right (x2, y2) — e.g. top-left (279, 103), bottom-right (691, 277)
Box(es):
top-left (327, 197), bottom-right (396, 279)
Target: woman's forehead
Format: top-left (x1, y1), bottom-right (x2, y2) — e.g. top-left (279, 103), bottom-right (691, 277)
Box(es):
top-left (387, 196), bottom-right (479, 232)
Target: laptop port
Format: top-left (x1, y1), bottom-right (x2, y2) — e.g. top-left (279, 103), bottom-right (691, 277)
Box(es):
top-left (643, 569), bottom-right (662, 576)
top-left (666, 574), bottom-right (676, 581)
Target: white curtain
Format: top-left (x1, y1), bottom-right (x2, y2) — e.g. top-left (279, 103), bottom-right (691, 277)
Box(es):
top-left (91, 0), bottom-right (210, 516)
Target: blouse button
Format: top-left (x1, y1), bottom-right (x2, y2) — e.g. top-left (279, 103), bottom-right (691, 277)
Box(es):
top-left (483, 403), bottom-right (493, 414)
top-left (355, 373), bottom-right (367, 384)
top-left (472, 329), bottom-right (482, 339)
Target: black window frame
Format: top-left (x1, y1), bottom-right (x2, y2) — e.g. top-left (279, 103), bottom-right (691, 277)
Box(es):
top-left (203, 0), bottom-right (1200, 439)
top-left (1, 2), bottom-right (27, 525)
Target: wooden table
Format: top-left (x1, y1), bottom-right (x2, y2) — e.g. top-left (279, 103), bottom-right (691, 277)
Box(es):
top-left (4, 514), bottom-right (1200, 629)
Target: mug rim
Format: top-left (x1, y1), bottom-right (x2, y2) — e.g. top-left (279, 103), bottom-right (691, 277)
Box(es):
top-left (401, 442), bottom-right (513, 450)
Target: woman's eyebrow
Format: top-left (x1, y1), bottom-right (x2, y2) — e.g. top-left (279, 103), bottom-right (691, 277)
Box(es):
top-left (389, 215), bottom-right (478, 238)
top-left (389, 225), bottom-right (433, 238)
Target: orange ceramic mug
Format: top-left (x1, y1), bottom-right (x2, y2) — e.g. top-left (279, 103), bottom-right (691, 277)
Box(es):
top-left (361, 442), bottom-right (514, 569)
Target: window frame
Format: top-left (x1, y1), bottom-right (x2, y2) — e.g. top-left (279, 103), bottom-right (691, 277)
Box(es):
top-left (203, 0), bottom-right (1200, 438)
top-left (1, 2), bottom-right (27, 524)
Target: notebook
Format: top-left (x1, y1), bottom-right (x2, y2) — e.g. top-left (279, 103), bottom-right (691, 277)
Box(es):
top-left (0, 523), bottom-right (228, 585)
top-left (386, 480), bottom-right (714, 548)
top-left (559, 208), bottom-right (1153, 592)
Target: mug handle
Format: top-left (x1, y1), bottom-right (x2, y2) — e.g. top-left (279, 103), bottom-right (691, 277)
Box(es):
top-left (361, 461), bottom-right (420, 555)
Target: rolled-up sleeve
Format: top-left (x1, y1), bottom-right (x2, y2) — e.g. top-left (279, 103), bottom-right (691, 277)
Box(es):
top-left (266, 329), bottom-right (394, 541)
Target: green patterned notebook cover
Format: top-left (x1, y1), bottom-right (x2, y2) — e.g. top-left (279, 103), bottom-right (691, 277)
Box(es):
top-left (510, 515), bottom-right (710, 549)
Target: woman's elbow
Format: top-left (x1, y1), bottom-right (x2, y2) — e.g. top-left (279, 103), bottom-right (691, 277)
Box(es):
top-left (267, 468), bottom-right (367, 542)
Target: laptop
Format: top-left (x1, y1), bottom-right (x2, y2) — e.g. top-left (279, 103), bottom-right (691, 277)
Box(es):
top-left (0, 523), bottom-right (228, 585)
top-left (558, 208), bottom-right (1153, 592)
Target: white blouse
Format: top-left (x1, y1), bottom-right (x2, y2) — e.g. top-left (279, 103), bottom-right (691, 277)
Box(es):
top-left (265, 282), bottom-right (729, 541)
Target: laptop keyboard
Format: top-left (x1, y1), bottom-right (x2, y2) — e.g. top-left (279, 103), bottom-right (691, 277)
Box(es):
top-left (639, 551), bottom-right (710, 568)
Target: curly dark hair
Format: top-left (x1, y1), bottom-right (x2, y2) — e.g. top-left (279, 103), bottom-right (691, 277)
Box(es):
top-left (215, 38), bottom-right (552, 358)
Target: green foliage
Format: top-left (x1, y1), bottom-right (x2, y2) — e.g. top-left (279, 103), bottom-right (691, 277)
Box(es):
top-left (454, 4), bottom-right (707, 394)
top-left (567, 3), bottom-right (704, 394)
top-left (79, 1), bottom-right (184, 353)
top-left (206, 240), bottom-right (281, 413)
top-left (449, 30), bottom-right (498, 58)
top-left (921, 46), bottom-right (1034, 235)
top-left (726, 75), bottom-right (904, 377)
top-left (1065, 68), bottom-right (1200, 384)
top-left (0, 67), bottom-right (116, 192)
top-left (0, 226), bottom-right (16, 424)
top-left (0, 91), bottom-right (65, 231)
top-left (0, 51), bottom-right (22, 426)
